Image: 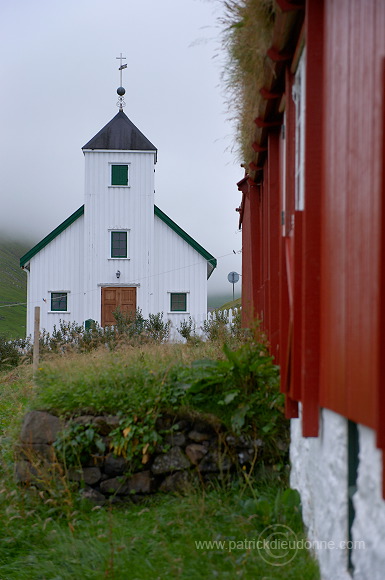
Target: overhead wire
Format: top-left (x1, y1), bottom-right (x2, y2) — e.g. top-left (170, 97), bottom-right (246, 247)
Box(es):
top-left (0, 248), bottom-right (242, 310)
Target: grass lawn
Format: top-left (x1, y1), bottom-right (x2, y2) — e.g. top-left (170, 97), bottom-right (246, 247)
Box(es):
top-left (0, 343), bottom-right (320, 580)
top-left (0, 485), bottom-right (320, 579)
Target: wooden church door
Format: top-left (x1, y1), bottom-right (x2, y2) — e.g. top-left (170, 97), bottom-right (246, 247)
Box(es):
top-left (101, 287), bottom-right (137, 326)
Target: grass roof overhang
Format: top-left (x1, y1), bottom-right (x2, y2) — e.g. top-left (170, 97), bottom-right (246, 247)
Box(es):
top-left (247, 0), bottom-right (305, 182)
top-left (223, 0), bottom-right (304, 187)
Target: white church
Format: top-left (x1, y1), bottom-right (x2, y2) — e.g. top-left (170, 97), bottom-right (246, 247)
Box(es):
top-left (20, 75), bottom-right (216, 337)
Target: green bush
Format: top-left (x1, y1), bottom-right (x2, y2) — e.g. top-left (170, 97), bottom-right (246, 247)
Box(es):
top-left (202, 310), bottom-right (231, 341)
top-left (112, 307), bottom-right (146, 338)
top-left (34, 309), bottom-right (173, 357)
top-left (145, 312), bottom-right (171, 343)
top-left (173, 341), bottom-right (287, 461)
top-left (0, 335), bottom-right (29, 370)
top-left (177, 316), bottom-right (202, 345)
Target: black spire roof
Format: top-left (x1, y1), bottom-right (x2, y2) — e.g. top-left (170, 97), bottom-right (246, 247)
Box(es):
top-left (82, 110), bottom-right (157, 152)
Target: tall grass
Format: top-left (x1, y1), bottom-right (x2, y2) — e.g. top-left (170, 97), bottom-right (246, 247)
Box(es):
top-left (31, 341), bottom-right (226, 415)
top-left (220, 0), bottom-right (275, 165)
top-left (0, 341), bottom-right (319, 579)
top-left (0, 474), bottom-right (320, 579)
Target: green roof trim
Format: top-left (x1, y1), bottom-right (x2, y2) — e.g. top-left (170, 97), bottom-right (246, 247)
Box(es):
top-left (20, 204), bottom-right (217, 281)
top-left (20, 205), bottom-right (85, 267)
top-left (154, 205), bottom-right (217, 279)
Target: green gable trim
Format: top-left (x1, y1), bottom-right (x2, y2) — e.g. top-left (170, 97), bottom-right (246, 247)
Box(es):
top-left (154, 205), bottom-right (217, 278)
top-left (20, 204), bottom-right (217, 281)
top-left (20, 205), bottom-right (85, 267)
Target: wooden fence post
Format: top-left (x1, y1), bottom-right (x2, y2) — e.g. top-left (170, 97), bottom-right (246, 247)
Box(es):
top-left (33, 306), bottom-right (40, 375)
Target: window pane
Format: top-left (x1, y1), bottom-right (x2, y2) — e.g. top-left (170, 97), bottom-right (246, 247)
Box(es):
top-left (111, 231), bottom-right (127, 258)
top-left (170, 293), bottom-right (187, 312)
top-left (51, 293), bottom-right (67, 311)
top-left (111, 165), bottom-right (128, 186)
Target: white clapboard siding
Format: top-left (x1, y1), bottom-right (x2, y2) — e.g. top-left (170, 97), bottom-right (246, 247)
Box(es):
top-left (26, 215), bottom-right (84, 336)
top-left (83, 150), bottom-right (156, 321)
top-left (153, 214), bottom-right (208, 336)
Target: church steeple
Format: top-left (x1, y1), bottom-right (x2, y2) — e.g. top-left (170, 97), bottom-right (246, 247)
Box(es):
top-left (82, 54), bottom-right (157, 154)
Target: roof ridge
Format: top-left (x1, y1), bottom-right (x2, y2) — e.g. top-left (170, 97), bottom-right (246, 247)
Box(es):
top-left (82, 110), bottom-right (157, 152)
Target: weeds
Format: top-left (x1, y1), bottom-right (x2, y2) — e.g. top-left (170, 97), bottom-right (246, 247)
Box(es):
top-left (0, 335), bottom-right (29, 370)
top-left (113, 308), bottom-right (171, 343)
top-left (202, 309), bottom-right (232, 341)
top-left (177, 316), bottom-right (201, 344)
top-left (176, 342), bottom-right (283, 432)
top-left (3, 309), bottom-right (182, 367)
top-left (0, 474), bottom-right (319, 579)
top-left (0, 337), bottom-right (319, 579)
top-left (54, 421), bottom-right (107, 467)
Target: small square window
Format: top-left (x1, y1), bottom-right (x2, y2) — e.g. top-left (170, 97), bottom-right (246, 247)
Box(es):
top-left (111, 164), bottom-right (128, 186)
top-left (111, 231), bottom-right (127, 258)
top-left (170, 293), bottom-right (187, 312)
top-left (51, 292), bottom-right (67, 312)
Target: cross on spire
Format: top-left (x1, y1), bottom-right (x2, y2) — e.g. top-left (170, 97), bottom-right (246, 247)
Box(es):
top-left (116, 52), bottom-right (127, 87)
top-left (115, 53), bottom-right (127, 111)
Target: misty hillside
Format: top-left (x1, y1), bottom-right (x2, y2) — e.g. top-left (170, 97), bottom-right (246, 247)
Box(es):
top-left (0, 239), bottom-right (30, 338)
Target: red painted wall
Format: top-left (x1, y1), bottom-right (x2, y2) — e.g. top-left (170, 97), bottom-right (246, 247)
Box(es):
top-left (239, 0), bottom-right (385, 450)
top-left (320, 0), bottom-right (385, 430)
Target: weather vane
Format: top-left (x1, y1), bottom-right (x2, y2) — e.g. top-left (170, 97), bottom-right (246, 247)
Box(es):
top-left (116, 52), bottom-right (127, 110)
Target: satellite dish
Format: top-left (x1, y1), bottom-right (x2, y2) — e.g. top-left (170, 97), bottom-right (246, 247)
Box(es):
top-left (227, 271), bottom-right (240, 284)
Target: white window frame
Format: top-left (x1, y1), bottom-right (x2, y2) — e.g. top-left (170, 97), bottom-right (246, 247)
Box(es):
top-left (292, 49), bottom-right (306, 211)
top-left (168, 291), bottom-right (189, 314)
top-left (108, 229), bottom-right (130, 260)
top-left (109, 163), bottom-right (130, 188)
top-left (48, 291), bottom-right (70, 313)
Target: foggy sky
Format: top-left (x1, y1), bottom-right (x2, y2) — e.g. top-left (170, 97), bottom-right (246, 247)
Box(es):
top-left (0, 0), bottom-right (242, 302)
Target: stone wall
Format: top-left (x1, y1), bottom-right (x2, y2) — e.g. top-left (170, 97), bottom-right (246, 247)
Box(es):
top-left (290, 406), bottom-right (385, 580)
top-left (15, 410), bottom-right (268, 505)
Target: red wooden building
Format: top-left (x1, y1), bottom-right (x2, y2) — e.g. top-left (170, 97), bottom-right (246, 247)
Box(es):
top-left (237, 0), bottom-right (385, 495)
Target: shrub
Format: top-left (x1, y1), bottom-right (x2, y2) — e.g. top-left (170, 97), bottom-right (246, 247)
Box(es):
top-left (145, 312), bottom-right (171, 343)
top-left (37, 321), bottom-right (119, 355)
top-left (112, 307), bottom-right (146, 338)
top-left (172, 341), bottom-right (287, 462)
top-left (39, 321), bottom-right (84, 354)
top-left (176, 316), bottom-right (202, 345)
top-left (0, 335), bottom-right (29, 370)
top-left (202, 310), bottom-right (231, 342)
top-left (32, 310), bottom-right (174, 358)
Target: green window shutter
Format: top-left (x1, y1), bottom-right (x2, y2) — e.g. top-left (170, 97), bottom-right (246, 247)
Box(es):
top-left (111, 165), bottom-right (128, 186)
top-left (51, 293), bottom-right (67, 311)
top-left (111, 231), bottom-right (127, 258)
top-left (170, 293), bottom-right (187, 312)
